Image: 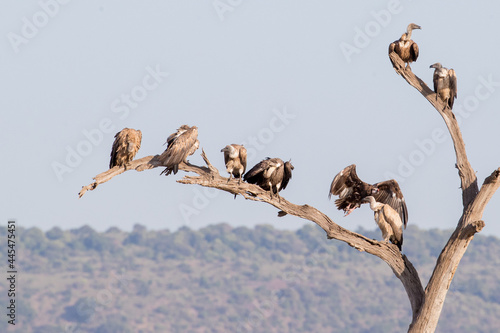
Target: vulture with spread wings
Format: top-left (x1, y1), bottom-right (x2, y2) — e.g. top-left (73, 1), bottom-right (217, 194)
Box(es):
top-left (159, 125), bottom-right (199, 176)
top-left (109, 128), bottom-right (142, 169)
top-left (329, 164), bottom-right (408, 228)
top-left (244, 158), bottom-right (293, 198)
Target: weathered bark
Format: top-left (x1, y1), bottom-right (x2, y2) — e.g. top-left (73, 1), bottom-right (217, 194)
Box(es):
top-left (390, 52), bottom-right (500, 332)
top-left (79, 149), bottom-right (425, 319)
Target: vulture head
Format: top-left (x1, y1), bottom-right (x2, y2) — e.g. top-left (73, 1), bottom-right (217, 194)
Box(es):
top-left (221, 145), bottom-right (236, 156)
top-left (429, 62), bottom-right (443, 70)
top-left (405, 23), bottom-right (421, 38)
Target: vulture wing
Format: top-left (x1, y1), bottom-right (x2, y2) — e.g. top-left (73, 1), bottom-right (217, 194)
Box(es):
top-left (244, 158), bottom-right (284, 192)
top-left (410, 41), bottom-right (419, 62)
top-left (381, 205), bottom-right (403, 250)
top-left (449, 69), bottom-right (458, 108)
top-left (164, 125), bottom-right (190, 147)
top-left (237, 145), bottom-right (248, 174)
top-left (433, 69), bottom-right (439, 93)
top-left (159, 126), bottom-right (198, 174)
top-left (373, 179), bottom-right (408, 228)
top-left (244, 158), bottom-right (273, 184)
top-left (329, 164), bottom-right (362, 199)
top-left (223, 147), bottom-right (230, 166)
top-left (280, 161), bottom-right (294, 191)
top-left (109, 128), bottom-right (142, 169)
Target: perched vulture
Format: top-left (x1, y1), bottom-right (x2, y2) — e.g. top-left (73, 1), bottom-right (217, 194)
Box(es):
top-left (109, 128), bottom-right (142, 169)
top-left (329, 164), bottom-right (408, 227)
top-left (362, 196), bottom-right (404, 250)
top-left (159, 125), bottom-right (199, 176)
top-left (389, 23), bottom-right (421, 68)
top-left (244, 158), bottom-right (294, 198)
top-left (430, 63), bottom-right (457, 110)
top-left (221, 144), bottom-right (247, 184)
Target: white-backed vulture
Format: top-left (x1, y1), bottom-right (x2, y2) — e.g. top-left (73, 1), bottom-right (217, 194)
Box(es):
top-left (109, 128), bottom-right (142, 169)
top-left (430, 63), bottom-right (457, 110)
top-left (159, 125), bottom-right (199, 176)
top-left (329, 164), bottom-right (408, 227)
top-left (221, 144), bottom-right (247, 184)
top-left (362, 196), bottom-right (404, 250)
top-left (389, 23), bottom-right (421, 69)
top-left (243, 158), bottom-right (293, 198)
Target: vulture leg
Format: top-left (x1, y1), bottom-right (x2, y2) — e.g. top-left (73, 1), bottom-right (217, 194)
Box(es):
top-left (342, 203), bottom-right (356, 216)
top-left (269, 182), bottom-right (275, 199)
top-left (227, 174), bottom-right (233, 183)
top-left (344, 207), bottom-right (356, 217)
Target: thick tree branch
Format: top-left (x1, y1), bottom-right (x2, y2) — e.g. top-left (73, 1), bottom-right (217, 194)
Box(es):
top-left (389, 52), bottom-right (478, 208)
top-left (390, 52), bottom-right (500, 332)
top-left (79, 149), bottom-right (425, 319)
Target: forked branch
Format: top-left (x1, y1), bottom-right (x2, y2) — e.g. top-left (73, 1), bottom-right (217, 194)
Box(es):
top-left (389, 52), bottom-right (500, 332)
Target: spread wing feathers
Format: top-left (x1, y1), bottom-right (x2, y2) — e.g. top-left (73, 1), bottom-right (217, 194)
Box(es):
top-left (329, 164), bottom-right (362, 199)
top-left (329, 164), bottom-right (376, 212)
top-left (159, 126), bottom-right (199, 175)
top-left (372, 179), bottom-right (408, 228)
top-left (448, 69), bottom-right (458, 108)
top-left (378, 205), bottom-right (404, 250)
top-left (109, 128), bottom-right (142, 169)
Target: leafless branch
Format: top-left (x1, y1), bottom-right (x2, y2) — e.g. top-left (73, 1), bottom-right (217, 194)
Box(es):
top-left (389, 51), bottom-right (500, 332)
top-left (79, 148), bottom-right (425, 318)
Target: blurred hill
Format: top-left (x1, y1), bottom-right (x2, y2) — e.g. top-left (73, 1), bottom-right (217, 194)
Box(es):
top-left (0, 223), bottom-right (499, 333)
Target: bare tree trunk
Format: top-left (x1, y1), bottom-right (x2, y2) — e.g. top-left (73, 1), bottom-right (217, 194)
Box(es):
top-left (389, 52), bottom-right (500, 332)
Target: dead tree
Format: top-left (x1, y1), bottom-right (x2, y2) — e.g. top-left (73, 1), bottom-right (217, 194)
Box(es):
top-left (79, 53), bottom-right (500, 332)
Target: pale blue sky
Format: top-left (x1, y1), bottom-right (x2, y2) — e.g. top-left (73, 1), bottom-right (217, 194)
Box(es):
top-left (2, 1), bottom-right (500, 238)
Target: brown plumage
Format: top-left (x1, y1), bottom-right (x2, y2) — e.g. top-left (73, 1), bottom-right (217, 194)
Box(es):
top-left (109, 128), bottom-right (142, 169)
top-left (329, 164), bottom-right (408, 227)
top-left (430, 63), bottom-right (457, 110)
top-left (389, 23), bottom-right (421, 69)
top-left (362, 196), bottom-right (404, 250)
top-left (221, 144), bottom-right (247, 184)
top-left (159, 125), bottom-right (199, 176)
top-left (244, 158), bottom-right (293, 198)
